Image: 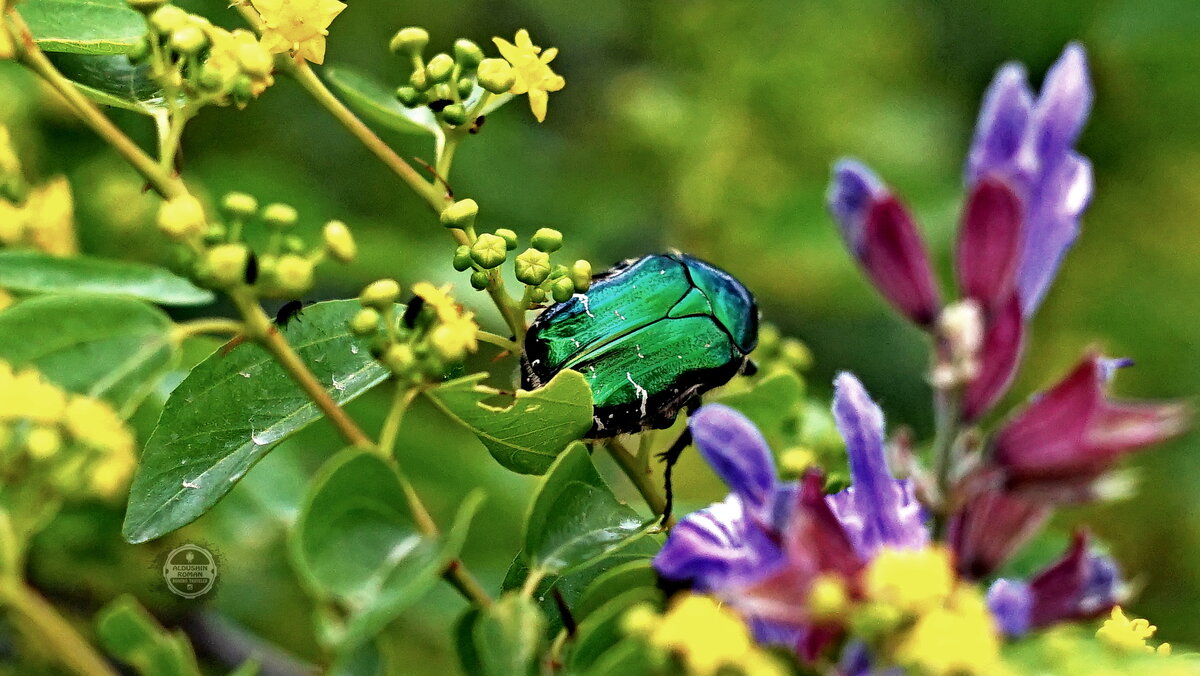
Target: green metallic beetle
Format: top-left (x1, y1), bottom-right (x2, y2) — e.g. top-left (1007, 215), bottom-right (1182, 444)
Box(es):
top-left (521, 252), bottom-right (759, 438)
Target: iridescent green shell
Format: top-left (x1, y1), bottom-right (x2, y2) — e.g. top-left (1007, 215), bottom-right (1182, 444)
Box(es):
top-left (521, 253), bottom-right (758, 437)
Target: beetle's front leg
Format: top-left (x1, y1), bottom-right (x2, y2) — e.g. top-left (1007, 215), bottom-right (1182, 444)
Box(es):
top-left (654, 398), bottom-right (702, 525)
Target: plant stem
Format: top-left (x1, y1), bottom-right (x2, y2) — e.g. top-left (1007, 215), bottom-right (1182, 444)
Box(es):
top-left (171, 317), bottom-right (245, 342)
top-left (230, 290), bottom-right (372, 448)
top-left (378, 383), bottom-right (420, 458)
top-left (604, 439), bottom-right (674, 527)
top-left (444, 561), bottom-right (494, 608)
top-left (929, 386), bottom-right (962, 539)
top-left (11, 12), bottom-right (185, 200)
top-left (0, 582), bottom-right (118, 676)
top-left (475, 330), bottom-right (520, 353)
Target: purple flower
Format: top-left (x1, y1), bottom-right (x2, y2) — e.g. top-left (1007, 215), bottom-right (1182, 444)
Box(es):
top-left (962, 295), bottom-right (1024, 422)
top-left (950, 486), bottom-right (1049, 578)
top-left (966, 43), bottom-right (1094, 316)
top-left (985, 532), bottom-right (1125, 637)
top-left (827, 160), bottom-right (942, 326)
top-left (826, 373), bottom-right (928, 557)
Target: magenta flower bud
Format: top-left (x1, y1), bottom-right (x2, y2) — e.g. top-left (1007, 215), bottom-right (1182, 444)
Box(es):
top-left (1026, 531), bottom-right (1124, 627)
top-left (961, 294), bottom-right (1025, 422)
top-left (949, 486), bottom-right (1050, 578)
top-left (955, 178), bottom-right (1023, 312)
top-left (993, 351), bottom-right (1190, 481)
top-left (828, 160), bottom-right (941, 326)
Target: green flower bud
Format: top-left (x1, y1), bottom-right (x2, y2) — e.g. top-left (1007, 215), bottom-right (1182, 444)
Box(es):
top-left (236, 42), bottom-right (273, 78)
top-left (389, 27), bottom-right (429, 56)
top-left (431, 83), bottom-right (454, 103)
top-left (149, 5), bottom-right (188, 34)
top-left (201, 223), bottom-right (227, 245)
top-left (157, 194), bottom-right (206, 239)
top-left (262, 202), bottom-right (298, 229)
top-left (452, 245), bottom-right (473, 271)
top-left (441, 103), bottom-right (468, 126)
top-left (570, 259), bottom-right (592, 292)
top-left (514, 248), bottom-right (551, 285)
top-left (408, 68), bottom-right (430, 92)
top-left (349, 307), bottom-right (380, 336)
top-left (453, 39), bottom-right (483, 68)
top-left (274, 254), bottom-right (314, 294)
top-left (550, 276), bottom-right (575, 303)
top-left (548, 264), bottom-right (568, 279)
top-left (426, 53), bottom-right (454, 82)
top-left (360, 278), bottom-right (400, 309)
top-left (395, 85), bottom-right (422, 107)
top-left (530, 287), bottom-right (547, 303)
top-left (456, 77), bottom-right (475, 99)
top-left (530, 227), bottom-right (563, 253)
top-left (382, 343), bottom-right (417, 375)
top-left (231, 75), bottom-right (255, 106)
top-left (476, 58), bottom-right (516, 94)
top-left (495, 228), bottom-right (518, 250)
top-left (322, 220), bottom-right (357, 263)
top-left (439, 199), bottom-right (478, 230)
top-left (205, 243), bottom-right (250, 287)
top-left (284, 236), bottom-right (306, 254)
top-left (780, 338), bottom-right (813, 371)
top-left (126, 0), bottom-right (168, 14)
top-left (470, 233), bottom-right (508, 269)
top-left (168, 25), bottom-right (207, 54)
top-left (220, 191), bottom-right (258, 219)
top-left (469, 270), bottom-right (490, 290)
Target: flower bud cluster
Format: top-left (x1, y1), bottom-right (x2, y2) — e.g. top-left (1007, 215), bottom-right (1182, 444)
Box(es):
top-left (0, 128), bottom-right (78, 256)
top-left (0, 360), bottom-right (135, 499)
top-left (349, 280), bottom-right (479, 383)
top-left (440, 199), bottom-right (590, 305)
top-left (131, 2), bottom-right (275, 109)
top-left (390, 27), bottom-right (494, 129)
top-left (156, 191), bottom-right (356, 297)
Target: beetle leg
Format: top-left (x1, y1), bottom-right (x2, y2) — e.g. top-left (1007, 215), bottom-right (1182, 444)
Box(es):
top-left (655, 427), bottom-right (693, 526)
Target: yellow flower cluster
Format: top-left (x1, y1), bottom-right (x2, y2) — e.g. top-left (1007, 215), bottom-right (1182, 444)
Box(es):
top-left (202, 26), bottom-right (276, 102)
top-left (1097, 607), bottom-right (1172, 656)
top-left (0, 361), bottom-right (136, 498)
top-left (861, 546), bottom-right (1003, 676)
top-left (0, 126), bottom-right (77, 256)
top-left (492, 30), bottom-right (566, 122)
top-left (412, 282), bottom-right (479, 363)
top-left (623, 594), bottom-right (787, 676)
top-left (249, 0), bottom-right (347, 65)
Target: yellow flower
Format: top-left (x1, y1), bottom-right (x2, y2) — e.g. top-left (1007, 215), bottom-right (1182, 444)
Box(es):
top-left (636, 594), bottom-right (787, 676)
top-left (412, 282), bottom-right (462, 324)
top-left (64, 396), bottom-right (135, 456)
top-left (894, 586), bottom-right (1003, 676)
top-left (250, 0), bottom-right (346, 64)
top-left (807, 573), bottom-right (849, 621)
top-left (412, 282), bottom-right (479, 362)
top-left (25, 425), bottom-right (62, 459)
top-left (0, 366), bottom-right (68, 424)
top-left (865, 546), bottom-right (955, 615)
top-left (1097, 607), bottom-right (1172, 656)
top-left (89, 450), bottom-right (134, 497)
top-left (22, 177), bottom-right (77, 256)
top-left (492, 29), bottom-right (566, 122)
top-left (204, 27), bottom-right (275, 100)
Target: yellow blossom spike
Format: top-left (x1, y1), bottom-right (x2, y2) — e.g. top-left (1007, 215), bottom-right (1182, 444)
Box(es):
top-left (491, 29), bottom-right (565, 122)
top-left (249, 0), bottom-right (346, 65)
top-left (894, 586), bottom-right (1001, 676)
top-left (1097, 606), bottom-right (1170, 655)
top-left (864, 546), bottom-right (955, 615)
top-left (645, 594), bottom-right (786, 676)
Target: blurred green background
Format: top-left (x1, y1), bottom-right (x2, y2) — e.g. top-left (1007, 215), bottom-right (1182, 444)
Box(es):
top-left (4, 0), bottom-right (1200, 672)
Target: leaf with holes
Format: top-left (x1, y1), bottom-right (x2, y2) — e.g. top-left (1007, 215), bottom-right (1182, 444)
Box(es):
top-left (122, 300), bottom-right (390, 544)
top-left (424, 370), bottom-right (593, 475)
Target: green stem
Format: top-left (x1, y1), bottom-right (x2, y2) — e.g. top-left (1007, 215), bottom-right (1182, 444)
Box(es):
top-left (378, 383), bottom-right (419, 459)
top-left (0, 582), bottom-right (118, 676)
top-left (929, 386), bottom-right (962, 539)
top-left (476, 330), bottom-right (520, 353)
top-left (11, 12), bottom-right (185, 200)
top-left (170, 317), bottom-right (244, 343)
top-left (604, 439), bottom-right (674, 527)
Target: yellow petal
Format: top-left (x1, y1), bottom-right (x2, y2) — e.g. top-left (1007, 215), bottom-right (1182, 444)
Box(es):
top-left (541, 47), bottom-right (558, 64)
top-left (528, 88), bottom-right (548, 122)
top-left (260, 32), bottom-right (291, 54)
top-left (514, 29), bottom-right (535, 51)
top-left (492, 36), bottom-right (522, 64)
top-left (298, 37), bottom-right (326, 64)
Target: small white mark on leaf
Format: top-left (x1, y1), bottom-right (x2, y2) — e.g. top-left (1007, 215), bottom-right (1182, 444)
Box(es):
top-left (182, 479), bottom-right (200, 489)
top-left (239, 371), bottom-right (251, 378)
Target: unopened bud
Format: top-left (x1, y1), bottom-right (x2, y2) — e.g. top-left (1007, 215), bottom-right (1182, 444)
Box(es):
top-left (530, 227), bottom-right (563, 253)
top-left (453, 39), bottom-right (483, 67)
top-left (237, 43), bottom-right (273, 77)
top-left (469, 270), bottom-right (490, 290)
top-left (494, 228), bottom-right (518, 250)
top-left (455, 77), bottom-right (474, 99)
top-left (550, 276), bottom-right (574, 303)
top-left (205, 243), bottom-right (251, 287)
top-left (408, 68), bottom-right (430, 91)
top-left (395, 86), bottom-right (422, 107)
top-left (470, 233), bottom-right (507, 269)
top-left (157, 194), bottom-right (206, 239)
top-left (382, 343), bottom-right (417, 375)
top-left (476, 58), bottom-right (515, 93)
top-left (514, 248), bottom-right (550, 286)
top-left (426, 53), bottom-right (454, 82)
top-left (274, 254), bottom-right (313, 295)
top-left (389, 27), bottom-right (429, 56)
top-left (441, 103), bottom-right (467, 126)
top-left (149, 5), bottom-right (188, 34)
top-left (169, 25), bottom-right (207, 54)
top-left (220, 191), bottom-right (258, 219)
top-left (440, 199), bottom-right (478, 230)
top-left (322, 220), bottom-right (357, 263)
top-left (360, 279), bottom-right (400, 309)
top-left (529, 287), bottom-right (547, 303)
top-left (452, 245), bottom-right (473, 271)
top-left (570, 260), bottom-right (592, 292)
top-left (429, 324), bottom-right (470, 362)
top-left (349, 308), bottom-right (380, 335)
top-left (262, 203), bottom-right (298, 229)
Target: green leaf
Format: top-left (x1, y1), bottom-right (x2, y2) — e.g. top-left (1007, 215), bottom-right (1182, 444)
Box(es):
top-left (292, 449), bottom-right (484, 649)
top-left (569, 587), bottom-right (663, 672)
top-left (121, 300), bottom-right (389, 544)
top-left (48, 52), bottom-right (167, 114)
top-left (473, 593), bottom-right (545, 676)
top-left (19, 0), bottom-right (147, 55)
top-left (453, 608), bottom-right (484, 676)
top-left (324, 65), bottom-right (444, 139)
top-left (715, 369), bottom-right (805, 450)
top-left (0, 294), bottom-right (177, 415)
top-left (0, 251), bottom-right (213, 306)
top-left (573, 559), bottom-right (658, 623)
top-left (524, 444), bottom-right (652, 577)
top-left (95, 595), bottom-right (202, 676)
top-left (578, 638), bottom-right (656, 676)
top-left (425, 370), bottom-right (594, 475)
